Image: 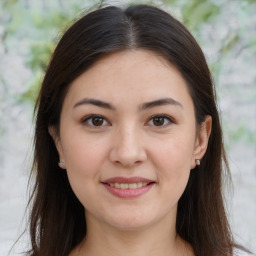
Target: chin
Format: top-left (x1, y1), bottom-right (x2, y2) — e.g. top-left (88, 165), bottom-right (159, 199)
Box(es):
top-left (104, 213), bottom-right (158, 231)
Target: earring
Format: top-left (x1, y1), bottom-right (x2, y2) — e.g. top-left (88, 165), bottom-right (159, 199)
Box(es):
top-left (58, 160), bottom-right (64, 166)
top-left (196, 159), bottom-right (200, 166)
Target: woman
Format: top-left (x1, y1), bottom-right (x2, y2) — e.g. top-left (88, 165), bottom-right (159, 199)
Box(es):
top-left (25, 4), bottom-right (252, 256)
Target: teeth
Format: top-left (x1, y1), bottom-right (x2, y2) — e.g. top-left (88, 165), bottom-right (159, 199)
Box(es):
top-left (114, 183), bottom-right (120, 188)
top-left (108, 182), bottom-right (150, 189)
top-left (121, 183), bottom-right (128, 189)
top-left (137, 182), bottom-right (143, 188)
top-left (128, 183), bottom-right (137, 189)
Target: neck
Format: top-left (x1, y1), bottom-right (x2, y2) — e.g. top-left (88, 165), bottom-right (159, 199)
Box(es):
top-left (73, 211), bottom-right (193, 256)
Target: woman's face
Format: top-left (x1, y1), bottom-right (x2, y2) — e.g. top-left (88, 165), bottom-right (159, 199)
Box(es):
top-left (52, 50), bottom-right (211, 231)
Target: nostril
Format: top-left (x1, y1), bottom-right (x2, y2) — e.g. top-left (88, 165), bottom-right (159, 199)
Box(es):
top-left (109, 141), bottom-right (147, 167)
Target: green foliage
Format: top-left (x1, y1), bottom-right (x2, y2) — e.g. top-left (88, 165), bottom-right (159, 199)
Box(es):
top-left (27, 41), bottom-right (54, 72)
top-left (1, 0), bottom-right (83, 104)
top-left (220, 34), bottom-right (240, 56)
top-left (163, 0), bottom-right (220, 31)
top-left (19, 74), bottom-right (41, 104)
top-left (231, 123), bottom-right (256, 145)
top-left (182, 1), bottom-right (220, 32)
top-left (31, 9), bottom-right (73, 30)
top-left (2, 0), bottom-right (18, 9)
top-left (21, 40), bottom-right (54, 104)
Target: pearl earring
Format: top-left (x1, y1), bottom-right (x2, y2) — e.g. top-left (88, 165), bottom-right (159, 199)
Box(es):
top-left (58, 160), bottom-right (64, 165)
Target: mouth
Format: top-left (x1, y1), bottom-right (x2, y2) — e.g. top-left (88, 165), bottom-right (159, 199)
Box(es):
top-left (101, 177), bottom-right (155, 198)
top-left (103, 181), bottom-right (155, 190)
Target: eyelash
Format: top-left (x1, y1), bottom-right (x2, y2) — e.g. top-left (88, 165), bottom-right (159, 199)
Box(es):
top-left (82, 114), bottom-right (110, 128)
top-left (81, 114), bottom-right (175, 128)
top-left (146, 114), bottom-right (175, 127)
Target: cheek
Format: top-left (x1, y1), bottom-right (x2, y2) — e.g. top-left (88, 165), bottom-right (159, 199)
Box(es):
top-left (153, 135), bottom-right (194, 170)
top-left (150, 135), bottom-right (194, 192)
top-left (60, 140), bottom-right (106, 209)
top-left (61, 131), bottom-right (109, 173)
top-left (60, 133), bottom-right (109, 196)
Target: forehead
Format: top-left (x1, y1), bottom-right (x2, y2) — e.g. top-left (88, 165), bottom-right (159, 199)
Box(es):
top-left (64, 49), bottom-right (193, 108)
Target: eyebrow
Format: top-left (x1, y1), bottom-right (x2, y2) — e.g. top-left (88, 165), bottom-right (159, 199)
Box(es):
top-left (73, 97), bottom-right (183, 110)
top-left (73, 98), bottom-right (115, 110)
top-left (140, 98), bottom-right (183, 110)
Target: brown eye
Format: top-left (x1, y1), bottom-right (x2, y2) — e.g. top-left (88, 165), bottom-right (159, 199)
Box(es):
top-left (152, 117), bottom-right (165, 126)
top-left (92, 117), bottom-right (104, 126)
top-left (82, 115), bottom-right (109, 127)
top-left (148, 115), bottom-right (173, 127)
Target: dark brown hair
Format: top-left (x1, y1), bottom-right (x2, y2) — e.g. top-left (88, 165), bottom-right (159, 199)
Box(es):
top-left (25, 4), bottom-right (250, 256)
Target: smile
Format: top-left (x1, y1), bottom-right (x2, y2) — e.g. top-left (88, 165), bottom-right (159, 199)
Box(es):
top-left (102, 177), bottom-right (155, 198)
top-left (106, 182), bottom-right (150, 189)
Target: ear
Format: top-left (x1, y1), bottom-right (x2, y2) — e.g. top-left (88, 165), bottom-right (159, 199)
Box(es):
top-left (48, 126), bottom-right (66, 169)
top-left (191, 115), bottom-right (212, 169)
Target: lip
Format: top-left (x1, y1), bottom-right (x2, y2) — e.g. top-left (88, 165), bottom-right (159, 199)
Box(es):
top-left (102, 176), bottom-right (154, 184)
top-left (101, 176), bottom-right (155, 199)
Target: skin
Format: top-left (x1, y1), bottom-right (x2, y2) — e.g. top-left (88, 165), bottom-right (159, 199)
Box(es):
top-left (50, 50), bottom-right (212, 256)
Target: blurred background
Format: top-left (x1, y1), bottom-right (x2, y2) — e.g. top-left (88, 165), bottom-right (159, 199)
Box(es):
top-left (0, 0), bottom-right (255, 255)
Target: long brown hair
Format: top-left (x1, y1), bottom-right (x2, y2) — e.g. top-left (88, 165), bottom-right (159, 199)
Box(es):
top-left (25, 4), bottom-right (250, 256)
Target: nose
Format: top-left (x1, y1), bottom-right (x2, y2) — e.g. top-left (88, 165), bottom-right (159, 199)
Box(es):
top-left (109, 125), bottom-right (147, 168)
